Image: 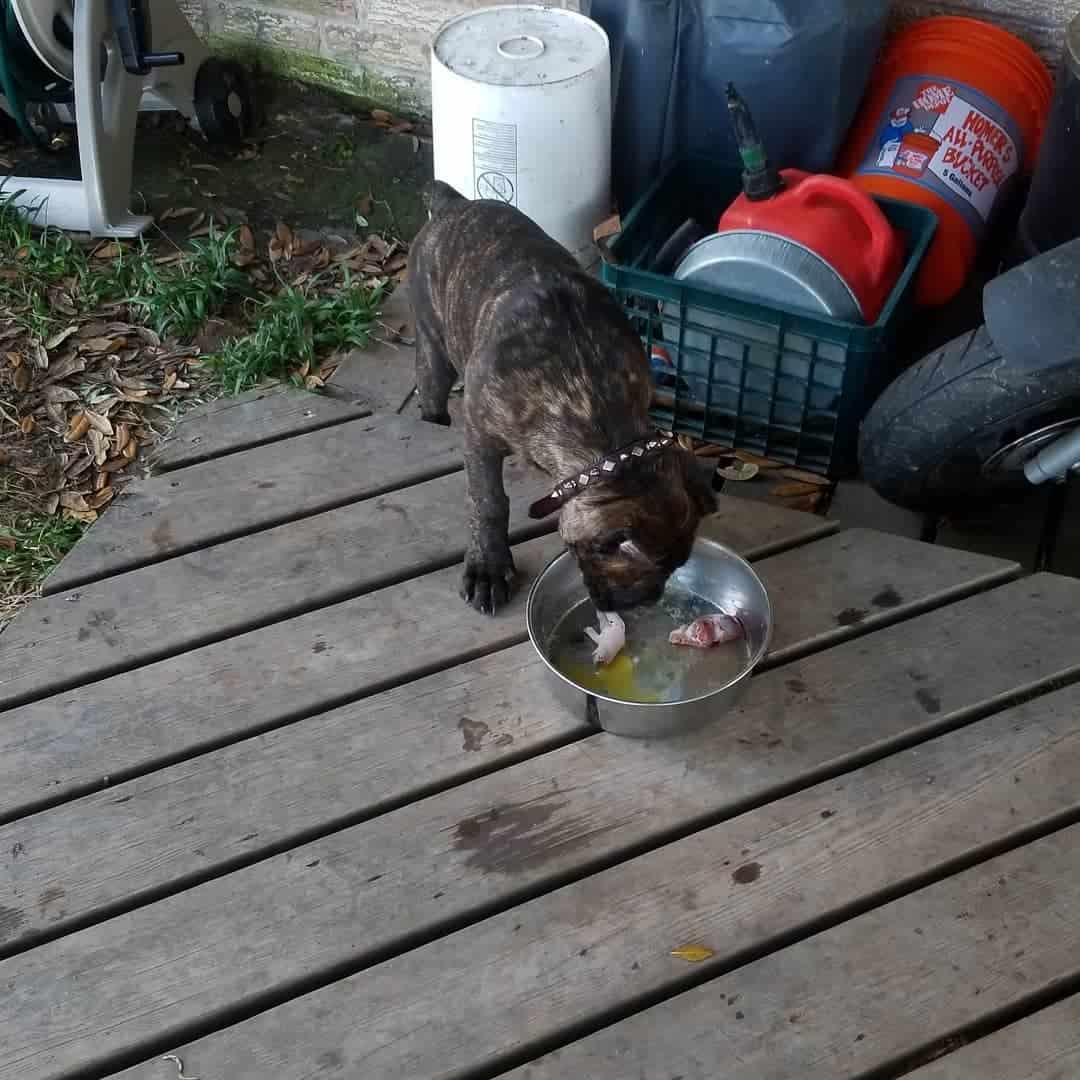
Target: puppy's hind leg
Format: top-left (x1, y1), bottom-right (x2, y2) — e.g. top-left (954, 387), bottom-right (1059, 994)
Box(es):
top-left (461, 441), bottom-right (517, 616)
top-left (414, 322), bottom-right (456, 427)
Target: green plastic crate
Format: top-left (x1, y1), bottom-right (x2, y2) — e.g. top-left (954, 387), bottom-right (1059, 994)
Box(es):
top-left (601, 157), bottom-right (938, 478)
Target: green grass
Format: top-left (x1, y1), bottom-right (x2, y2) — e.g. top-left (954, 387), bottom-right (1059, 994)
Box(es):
top-left (0, 192), bottom-right (383, 395)
top-left (0, 191), bottom-right (257, 341)
top-left (208, 273), bottom-right (383, 394)
top-left (0, 514), bottom-right (85, 612)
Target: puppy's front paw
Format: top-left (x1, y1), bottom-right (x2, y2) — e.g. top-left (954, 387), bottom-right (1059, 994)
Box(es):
top-left (461, 545), bottom-right (517, 616)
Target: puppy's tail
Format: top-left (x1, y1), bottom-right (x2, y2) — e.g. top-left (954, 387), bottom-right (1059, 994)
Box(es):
top-left (426, 180), bottom-right (467, 220)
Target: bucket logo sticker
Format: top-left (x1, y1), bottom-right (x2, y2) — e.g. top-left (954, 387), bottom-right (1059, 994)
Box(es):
top-left (472, 119), bottom-right (518, 206)
top-left (861, 75), bottom-right (1023, 235)
top-left (926, 91), bottom-right (1016, 220)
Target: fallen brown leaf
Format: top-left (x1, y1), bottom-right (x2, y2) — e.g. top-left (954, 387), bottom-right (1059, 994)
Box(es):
top-left (88, 428), bottom-right (107, 466)
top-left (45, 325), bottom-right (80, 350)
top-left (160, 205), bottom-right (200, 222)
top-left (671, 944), bottom-right (715, 963)
top-left (777, 467), bottom-right (830, 487)
top-left (63, 508), bottom-right (98, 523)
top-left (18, 415), bottom-right (35, 434)
top-left (43, 385), bottom-right (78, 404)
top-left (12, 365), bottom-right (31, 391)
top-left (93, 241), bottom-right (124, 260)
top-left (786, 492), bottom-right (825, 514)
top-left (238, 224), bottom-right (256, 251)
top-left (82, 409), bottom-right (114, 437)
top-left (64, 413), bottom-right (91, 443)
top-left (43, 356), bottom-right (86, 383)
top-left (59, 491), bottom-right (90, 511)
top-left (770, 481), bottom-right (821, 499)
top-left (0, 536), bottom-right (16, 551)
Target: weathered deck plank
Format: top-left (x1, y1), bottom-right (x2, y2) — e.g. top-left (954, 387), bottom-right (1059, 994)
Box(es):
top-left (3, 576), bottom-right (1078, 1078)
top-left (3, 523), bottom-right (1010, 712)
top-left (501, 828), bottom-right (1080, 1079)
top-left (41, 413), bottom-right (461, 594)
top-left (0, 528), bottom-right (1014, 817)
top-left (109, 683), bottom-right (1080, 1080)
top-left (152, 386), bottom-right (371, 472)
top-left (0, 488), bottom-right (837, 710)
top-left (0, 532), bottom-right (562, 819)
top-left (0, 463), bottom-right (553, 706)
top-left (906, 996), bottom-right (1080, 1079)
top-left (0, 531), bottom-right (1016, 950)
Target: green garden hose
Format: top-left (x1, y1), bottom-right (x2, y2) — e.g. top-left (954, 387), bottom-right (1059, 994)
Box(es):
top-left (0, 0), bottom-right (74, 149)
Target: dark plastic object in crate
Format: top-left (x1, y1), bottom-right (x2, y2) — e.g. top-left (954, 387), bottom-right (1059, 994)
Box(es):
top-left (601, 158), bottom-right (938, 478)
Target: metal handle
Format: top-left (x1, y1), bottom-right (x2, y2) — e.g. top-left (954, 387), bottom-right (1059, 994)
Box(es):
top-left (109, 0), bottom-right (184, 75)
top-left (1024, 426), bottom-right (1080, 484)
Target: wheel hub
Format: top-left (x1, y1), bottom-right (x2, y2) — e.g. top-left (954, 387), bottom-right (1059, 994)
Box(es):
top-left (982, 417), bottom-right (1080, 477)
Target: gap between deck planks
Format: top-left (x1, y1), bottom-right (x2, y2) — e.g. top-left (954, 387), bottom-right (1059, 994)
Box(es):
top-left (151, 385), bottom-right (371, 472)
top-left (905, 993), bottom-right (1080, 1079)
top-left (0, 527), bottom-right (1013, 821)
top-left (0, 533), bottom-right (1021, 952)
top-left (109, 682), bottom-right (1080, 1080)
top-left (40, 412), bottom-right (462, 594)
top-left (498, 827), bottom-right (1080, 1080)
top-left (3, 574), bottom-right (1080, 1079)
top-left (0, 481), bottom-right (835, 710)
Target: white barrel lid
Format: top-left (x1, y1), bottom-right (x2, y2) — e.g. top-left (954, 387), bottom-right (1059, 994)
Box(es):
top-left (433, 5), bottom-right (608, 88)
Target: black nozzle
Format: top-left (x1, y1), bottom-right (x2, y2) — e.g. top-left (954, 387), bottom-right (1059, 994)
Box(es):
top-left (726, 82), bottom-right (784, 201)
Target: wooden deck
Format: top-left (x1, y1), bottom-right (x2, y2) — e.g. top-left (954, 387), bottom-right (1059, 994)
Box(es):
top-left (3, 385), bottom-right (1080, 1080)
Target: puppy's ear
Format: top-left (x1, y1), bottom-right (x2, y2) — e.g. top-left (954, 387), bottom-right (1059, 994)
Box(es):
top-left (683, 452), bottom-right (719, 517)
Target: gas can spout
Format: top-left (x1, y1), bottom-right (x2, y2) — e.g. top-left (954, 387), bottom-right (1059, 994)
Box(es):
top-left (726, 82), bottom-right (785, 201)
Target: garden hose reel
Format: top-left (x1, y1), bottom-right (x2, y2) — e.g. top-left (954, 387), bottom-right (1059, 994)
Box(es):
top-left (0, 0), bottom-right (255, 237)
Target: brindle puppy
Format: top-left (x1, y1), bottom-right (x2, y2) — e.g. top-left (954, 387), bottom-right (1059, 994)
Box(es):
top-left (407, 181), bottom-right (716, 615)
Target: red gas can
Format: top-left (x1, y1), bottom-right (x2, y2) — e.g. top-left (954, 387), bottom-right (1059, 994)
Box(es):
top-left (717, 168), bottom-right (904, 324)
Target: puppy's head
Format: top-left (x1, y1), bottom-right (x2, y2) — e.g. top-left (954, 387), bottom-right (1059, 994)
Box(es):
top-left (557, 449), bottom-right (717, 613)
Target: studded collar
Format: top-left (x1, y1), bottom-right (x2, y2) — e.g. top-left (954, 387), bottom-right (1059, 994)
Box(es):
top-left (527, 433), bottom-right (676, 519)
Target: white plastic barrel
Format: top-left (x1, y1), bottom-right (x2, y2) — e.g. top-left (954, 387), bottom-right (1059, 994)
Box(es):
top-left (431, 5), bottom-right (611, 263)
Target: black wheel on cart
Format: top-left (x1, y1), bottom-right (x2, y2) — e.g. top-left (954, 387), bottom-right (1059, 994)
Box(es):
top-left (858, 322), bottom-right (1080, 513)
top-left (194, 57), bottom-right (256, 146)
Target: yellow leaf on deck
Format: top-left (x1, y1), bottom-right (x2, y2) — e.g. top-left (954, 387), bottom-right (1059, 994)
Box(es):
top-left (671, 944), bottom-right (715, 963)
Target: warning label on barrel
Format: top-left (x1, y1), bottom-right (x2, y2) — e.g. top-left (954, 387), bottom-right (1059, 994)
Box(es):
top-left (472, 119), bottom-right (518, 206)
top-left (857, 74), bottom-right (1024, 238)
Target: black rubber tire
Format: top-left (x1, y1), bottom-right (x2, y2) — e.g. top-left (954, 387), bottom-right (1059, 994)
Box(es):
top-left (858, 323), bottom-right (1080, 512)
top-left (194, 58), bottom-right (257, 146)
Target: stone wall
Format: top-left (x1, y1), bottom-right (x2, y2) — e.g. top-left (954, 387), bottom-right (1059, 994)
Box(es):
top-left (178, 0), bottom-right (1078, 112)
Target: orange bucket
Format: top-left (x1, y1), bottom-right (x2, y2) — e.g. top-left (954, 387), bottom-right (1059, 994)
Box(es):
top-left (838, 16), bottom-right (1052, 306)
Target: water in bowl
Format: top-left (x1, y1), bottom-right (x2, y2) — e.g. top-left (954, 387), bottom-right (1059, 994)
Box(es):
top-left (549, 583), bottom-right (751, 704)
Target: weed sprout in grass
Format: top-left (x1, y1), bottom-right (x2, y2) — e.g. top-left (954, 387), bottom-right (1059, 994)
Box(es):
top-left (209, 271), bottom-right (383, 394)
top-left (0, 514), bottom-right (86, 625)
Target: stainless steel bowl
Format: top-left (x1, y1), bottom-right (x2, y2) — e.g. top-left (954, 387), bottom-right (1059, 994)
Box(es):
top-left (526, 537), bottom-right (772, 739)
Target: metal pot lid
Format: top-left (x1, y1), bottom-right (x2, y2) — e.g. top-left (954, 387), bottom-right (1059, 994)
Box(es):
top-left (672, 230), bottom-right (864, 323)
